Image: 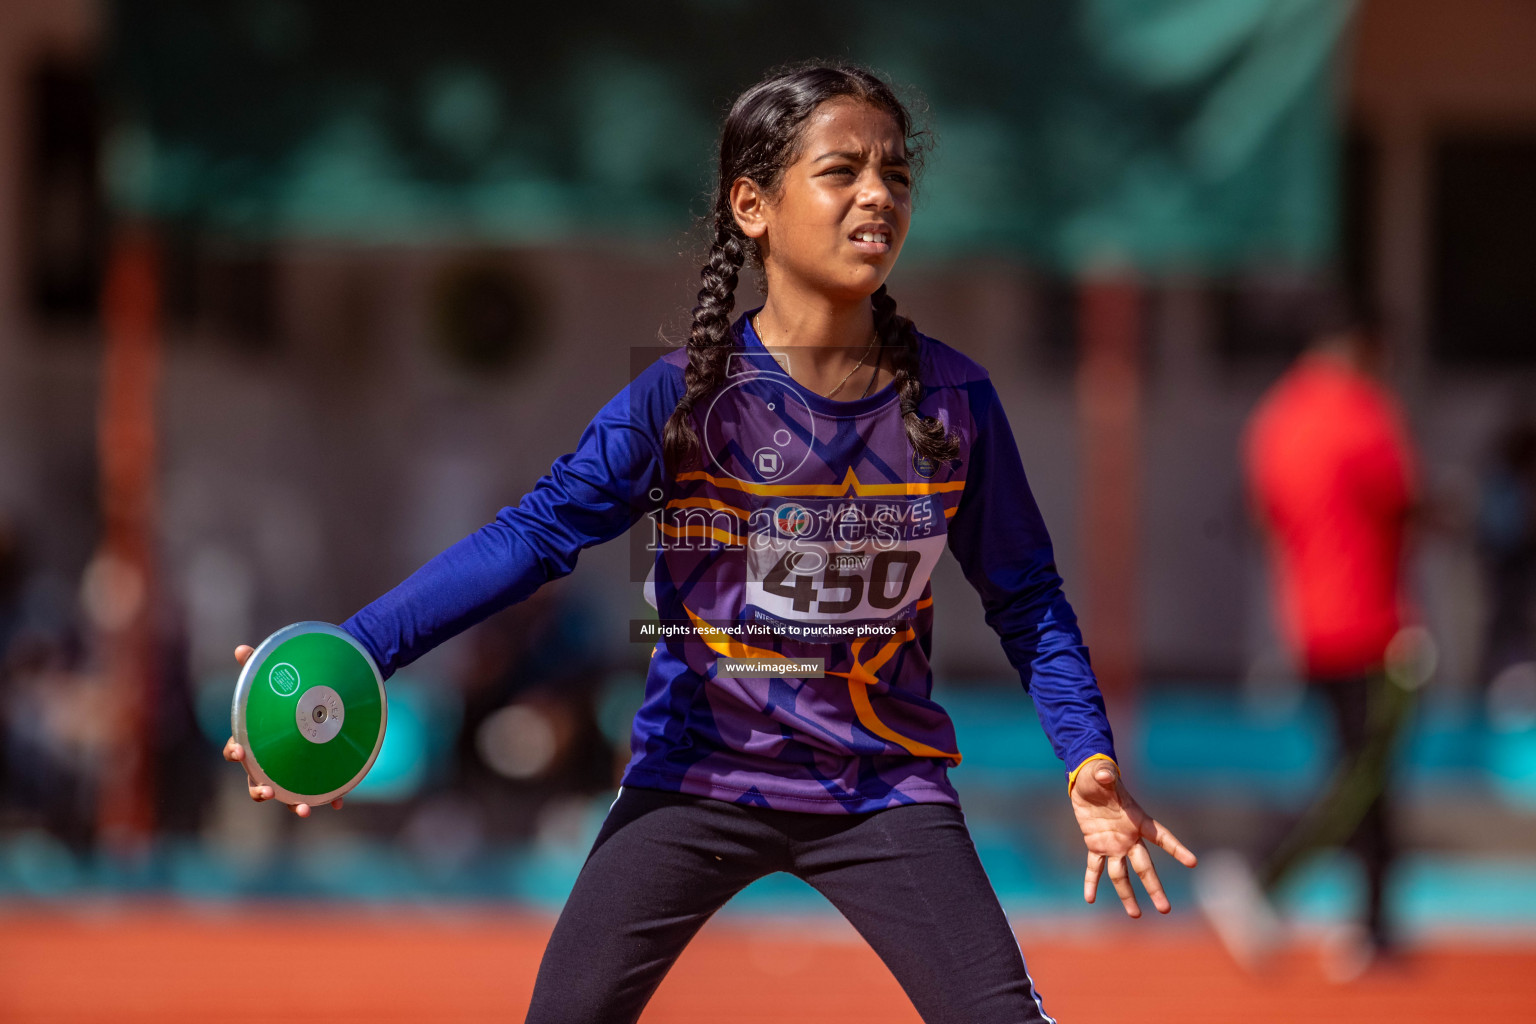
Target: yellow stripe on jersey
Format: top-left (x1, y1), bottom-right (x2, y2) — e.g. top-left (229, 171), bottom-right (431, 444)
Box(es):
top-left (683, 604), bottom-right (796, 663)
top-left (827, 628), bottom-right (961, 765)
top-left (674, 465), bottom-right (965, 498)
top-left (665, 497), bottom-right (750, 519)
top-left (657, 521), bottom-right (743, 545)
top-left (680, 604), bottom-right (961, 765)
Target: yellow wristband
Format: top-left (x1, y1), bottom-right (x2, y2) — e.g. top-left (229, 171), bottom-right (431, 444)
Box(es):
top-left (1067, 753), bottom-right (1118, 795)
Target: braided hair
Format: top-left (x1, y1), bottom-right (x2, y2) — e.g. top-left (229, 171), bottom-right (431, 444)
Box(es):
top-left (661, 62), bottom-right (958, 479)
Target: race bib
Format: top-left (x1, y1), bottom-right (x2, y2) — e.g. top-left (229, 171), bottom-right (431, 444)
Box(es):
top-left (743, 496), bottom-right (945, 626)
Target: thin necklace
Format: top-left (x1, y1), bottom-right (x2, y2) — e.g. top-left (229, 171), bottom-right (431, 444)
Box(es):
top-left (857, 343), bottom-right (881, 399)
top-left (754, 313), bottom-right (878, 399)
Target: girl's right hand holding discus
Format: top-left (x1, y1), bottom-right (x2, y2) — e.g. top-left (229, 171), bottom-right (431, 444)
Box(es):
top-left (223, 644), bottom-right (344, 818)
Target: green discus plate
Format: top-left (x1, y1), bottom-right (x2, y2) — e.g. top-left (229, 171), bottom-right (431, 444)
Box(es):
top-left (231, 621), bottom-right (387, 805)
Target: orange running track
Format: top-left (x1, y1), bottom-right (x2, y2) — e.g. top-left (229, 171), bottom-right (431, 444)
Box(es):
top-left (2, 905), bottom-right (1532, 1023)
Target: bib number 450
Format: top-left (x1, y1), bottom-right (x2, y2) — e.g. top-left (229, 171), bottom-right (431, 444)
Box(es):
top-left (761, 550), bottom-right (920, 615)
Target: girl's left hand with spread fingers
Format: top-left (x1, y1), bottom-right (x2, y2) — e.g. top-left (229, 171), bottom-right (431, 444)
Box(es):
top-left (1070, 758), bottom-right (1198, 918)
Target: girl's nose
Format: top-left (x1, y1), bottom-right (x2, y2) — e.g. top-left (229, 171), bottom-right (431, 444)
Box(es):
top-left (857, 170), bottom-right (895, 210)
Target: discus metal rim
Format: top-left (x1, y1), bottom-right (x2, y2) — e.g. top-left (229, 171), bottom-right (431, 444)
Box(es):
top-left (231, 620), bottom-right (388, 806)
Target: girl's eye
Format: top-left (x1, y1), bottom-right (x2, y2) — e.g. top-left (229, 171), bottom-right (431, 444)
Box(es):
top-left (821, 166), bottom-right (909, 187)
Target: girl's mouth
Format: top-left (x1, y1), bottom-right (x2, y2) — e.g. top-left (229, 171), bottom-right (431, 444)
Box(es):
top-left (849, 229), bottom-right (892, 254)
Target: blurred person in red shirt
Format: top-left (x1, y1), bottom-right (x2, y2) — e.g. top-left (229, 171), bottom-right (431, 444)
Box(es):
top-left (1200, 300), bottom-right (1421, 978)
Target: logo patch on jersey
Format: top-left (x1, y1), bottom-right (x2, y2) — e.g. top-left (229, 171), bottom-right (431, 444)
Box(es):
top-left (774, 503), bottom-right (814, 537)
top-left (913, 454), bottom-right (936, 478)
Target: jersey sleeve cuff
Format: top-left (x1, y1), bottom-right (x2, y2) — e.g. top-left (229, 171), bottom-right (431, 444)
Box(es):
top-left (1067, 753), bottom-right (1118, 795)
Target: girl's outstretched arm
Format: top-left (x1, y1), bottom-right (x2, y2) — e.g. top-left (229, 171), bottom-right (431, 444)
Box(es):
top-left (945, 374), bottom-right (1196, 915)
top-left (217, 364), bottom-right (674, 819)
top-left (944, 374), bottom-right (1116, 780)
top-left (344, 359), bottom-right (678, 679)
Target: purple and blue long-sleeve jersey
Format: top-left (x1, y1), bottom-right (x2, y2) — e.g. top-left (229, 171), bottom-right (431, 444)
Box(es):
top-left (343, 309), bottom-right (1115, 813)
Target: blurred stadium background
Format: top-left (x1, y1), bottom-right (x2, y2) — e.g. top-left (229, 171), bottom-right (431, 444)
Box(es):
top-left (2, 0), bottom-right (1535, 1020)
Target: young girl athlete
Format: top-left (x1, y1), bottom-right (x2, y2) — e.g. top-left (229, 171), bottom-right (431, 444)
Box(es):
top-left (225, 62), bottom-right (1196, 1023)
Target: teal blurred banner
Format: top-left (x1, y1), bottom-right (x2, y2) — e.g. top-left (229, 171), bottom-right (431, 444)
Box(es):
top-left (106, 0), bottom-right (1353, 271)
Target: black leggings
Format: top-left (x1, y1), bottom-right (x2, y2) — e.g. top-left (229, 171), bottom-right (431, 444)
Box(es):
top-left (524, 785), bottom-right (1056, 1024)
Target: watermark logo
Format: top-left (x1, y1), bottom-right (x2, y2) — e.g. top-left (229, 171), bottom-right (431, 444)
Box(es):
top-left (702, 355), bottom-right (816, 484)
top-left (754, 448), bottom-right (782, 478)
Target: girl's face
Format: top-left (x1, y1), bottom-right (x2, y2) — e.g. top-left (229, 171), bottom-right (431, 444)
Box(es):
top-left (733, 97), bottom-right (913, 302)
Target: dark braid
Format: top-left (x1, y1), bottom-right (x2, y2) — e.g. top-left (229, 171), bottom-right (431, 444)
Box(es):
top-left (873, 284), bottom-right (959, 463)
top-left (662, 61), bottom-right (944, 475)
top-left (662, 212), bottom-right (744, 479)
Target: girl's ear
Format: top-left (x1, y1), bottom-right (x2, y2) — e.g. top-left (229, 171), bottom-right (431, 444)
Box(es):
top-left (729, 177), bottom-right (769, 240)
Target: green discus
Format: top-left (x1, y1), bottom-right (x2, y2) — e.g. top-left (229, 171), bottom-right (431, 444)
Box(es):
top-left (231, 621), bottom-right (387, 805)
